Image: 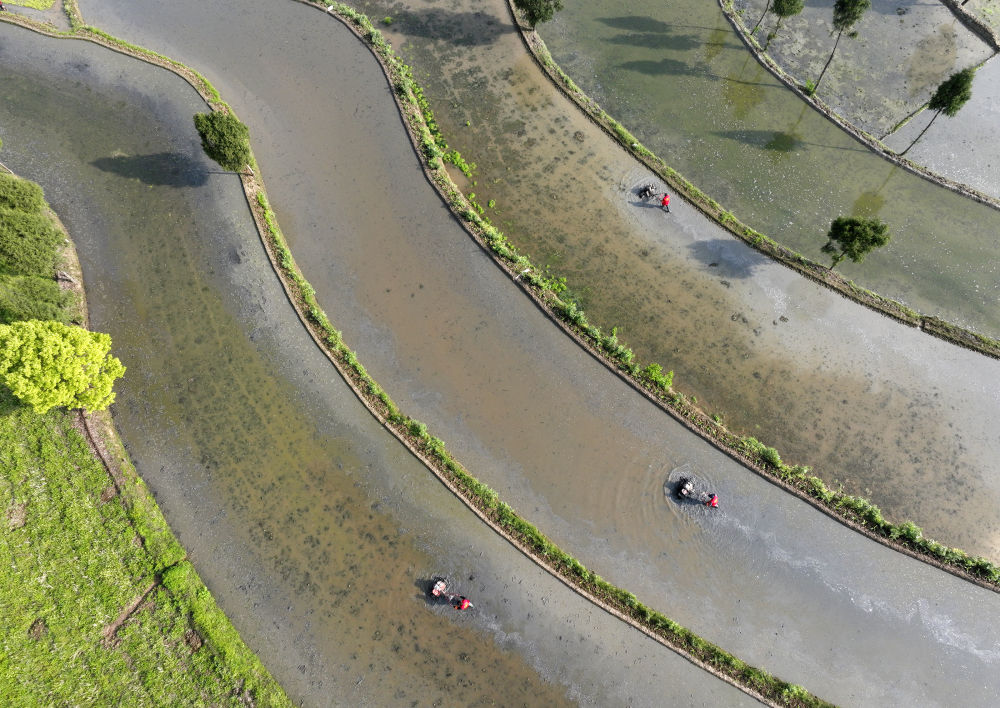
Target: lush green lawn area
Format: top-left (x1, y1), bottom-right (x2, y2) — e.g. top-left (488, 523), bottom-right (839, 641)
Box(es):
top-left (0, 170), bottom-right (290, 706)
top-left (0, 402), bottom-right (289, 705)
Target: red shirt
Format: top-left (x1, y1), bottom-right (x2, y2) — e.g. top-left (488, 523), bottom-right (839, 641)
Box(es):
top-left (661, 194), bottom-right (670, 207)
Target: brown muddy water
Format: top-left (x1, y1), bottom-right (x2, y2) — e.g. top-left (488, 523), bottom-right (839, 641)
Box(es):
top-left (73, 1), bottom-right (1000, 705)
top-left (278, 0), bottom-right (1000, 562)
top-left (0, 24), bottom-right (754, 707)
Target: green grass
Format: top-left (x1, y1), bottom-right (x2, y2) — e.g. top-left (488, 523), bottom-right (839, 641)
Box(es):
top-left (0, 398), bottom-right (288, 705)
top-left (0, 273), bottom-right (72, 324)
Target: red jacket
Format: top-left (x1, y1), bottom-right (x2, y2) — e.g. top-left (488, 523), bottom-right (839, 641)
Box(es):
top-left (661, 194), bottom-right (670, 207)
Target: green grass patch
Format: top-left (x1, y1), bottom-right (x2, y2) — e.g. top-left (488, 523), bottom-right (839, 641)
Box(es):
top-left (0, 273), bottom-right (73, 324)
top-left (0, 399), bottom-right (288, 705)
top-left (0, 207), bottom-right (63, 276)
top-left (0, 172), bottom-right (45, 213)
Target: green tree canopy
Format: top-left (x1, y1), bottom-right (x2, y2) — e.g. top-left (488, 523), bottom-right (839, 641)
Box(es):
top-left (0, 320), bottom-right (125, 413)
top-left (928, 67), bottom-right (975, 116)
top-left (762, 0), bottom-right (804, 49)
top-left (901, 68), bottom-right (975, 156)
top-left (774, 0), bottom-right (805, 22)
top-left (832, 0), bottom-right (870, 33)
top-left (512, 0), bottom-right (564, 27)
top-left (821, 216), bottom-right (890, 269)
top-left (815, 0), bottom-right (870, 90)
top-left (193, 111), bottom-right (252, 173)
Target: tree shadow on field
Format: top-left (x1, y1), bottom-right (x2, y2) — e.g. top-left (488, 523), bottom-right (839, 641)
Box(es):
top-left (604, 30), bottom-right (702, 52)
top-left (713, 129), bottom-right (866, 153)
top-left (687, 238), bottom-right (770, 280)
top-left (91, 152), bottom-right (208, 188)
top-left (617, 56), bottom-right (705, 78)
top-left (380, 8), bottom-right (513, 47)
top-left (597, 15), bottom-right (724, 34)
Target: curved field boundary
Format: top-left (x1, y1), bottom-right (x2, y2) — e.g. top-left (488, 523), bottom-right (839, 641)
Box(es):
top-left (48, 0), bottom-right (1000, 594)
top-left (718, 0), bottom-right (999, 196)
top-left (60, 0), bottom-right (1000, 605)
top-left (502, 1), bottom-right (1000, 360)
top-left (13, 3), bottom-right (836, 705)
top-left (9, 0), bottom-right (995, 702)
top-left (334, 2), bottom-right (1000, 592)
top-left (494, 3), bottom-right (1000, 579)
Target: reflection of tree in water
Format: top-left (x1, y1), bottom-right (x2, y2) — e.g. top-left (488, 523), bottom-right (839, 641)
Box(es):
top-left (703, 25), bottom-right (730, 64)
top-left (763, 130), bottom-right (802, 154)
top-left (723, 54), bottom-right (765, 120)
top-left (851, 190), bottom-right (885, 219)
top-left (851, 165), bottom-right (898, 218)
top-left (605, 30), bottom-right (702, 51)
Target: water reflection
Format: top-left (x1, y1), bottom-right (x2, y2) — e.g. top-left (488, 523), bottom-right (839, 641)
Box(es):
top-left (334, 0), bottom-right (1000, 558)
top-left (544, 0), bottom-right (1000, 335)
top-left (69, 1), bottom-right (1000, 703)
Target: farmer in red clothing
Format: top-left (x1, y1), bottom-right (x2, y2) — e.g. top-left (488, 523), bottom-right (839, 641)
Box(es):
top-left (661, 193), bottom-right (671, 212)
top-left (706, 494), bottom-right (719, 508)
top-left (454, 596), bottom-right (472, 610)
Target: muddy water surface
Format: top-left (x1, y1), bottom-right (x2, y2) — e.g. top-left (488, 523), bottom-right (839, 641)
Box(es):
top-left (68, 1), bottom-right (1000, 705)
top-left (295, 0), bottom-right (1000, 561)
top-left (0, 23), bottom-right (754, 707)
top-left (539, 0), bottom-right (1000, 337)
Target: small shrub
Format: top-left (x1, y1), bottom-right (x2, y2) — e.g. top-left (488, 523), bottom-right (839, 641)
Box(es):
top-left (892, 520), bottom-right (922, 543)
top-left (641, 362), bottom-right (674, 391)
top-left (761, 446), bottom-right (782, 468)
top-left (193, 111), bottom-right (252, 172)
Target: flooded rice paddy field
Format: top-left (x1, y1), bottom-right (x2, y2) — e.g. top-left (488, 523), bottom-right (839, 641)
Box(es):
top-left (732, 0), bottom-right (995, 137)
top-left (884, 54), bottom-right (1000, 200)
top-left (0, 24), bottom-right (760, 707)
top-left (538, 0), bottom-right (1000, 338)
top-left (69, 1), bottom-right (1000, 704)
top-left (301, 0), bottom-right (1000, 558)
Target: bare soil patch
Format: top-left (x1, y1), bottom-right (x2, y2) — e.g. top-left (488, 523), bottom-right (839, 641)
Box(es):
top-left (6, 502), bottom-right (27, 530)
